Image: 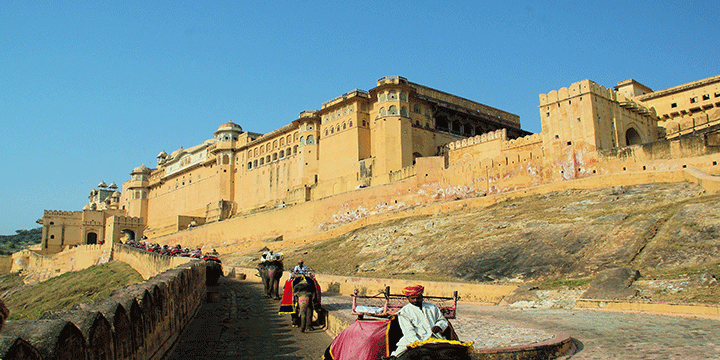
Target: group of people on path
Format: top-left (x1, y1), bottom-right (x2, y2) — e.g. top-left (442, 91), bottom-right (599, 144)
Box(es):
top-left (257, 249), bottom-right (449, 357)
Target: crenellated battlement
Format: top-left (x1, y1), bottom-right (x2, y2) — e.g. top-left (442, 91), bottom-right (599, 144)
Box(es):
top-left (503, 133), bottom-right (543, 150)
top-left (44, 210), bottom-right (77, 217)
top-left (445, 128), bottom-right (507, 151)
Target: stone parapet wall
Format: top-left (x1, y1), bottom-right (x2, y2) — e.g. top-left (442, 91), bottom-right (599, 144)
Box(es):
top-left (0, 261), bottom-right (207, 360)
top-left (112, 244), bottom-right (194, 280)
top-left (233, 267), bottom-right (516, 304)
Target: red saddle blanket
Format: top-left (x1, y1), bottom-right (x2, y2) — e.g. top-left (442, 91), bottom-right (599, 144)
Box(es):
top-left (323, 318), bottom-right (402, 360)
top-left (278, 275), bottom-right (321, 314)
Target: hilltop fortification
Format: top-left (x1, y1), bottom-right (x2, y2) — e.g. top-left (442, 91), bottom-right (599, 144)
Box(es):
top-left (26, 74), bottom-right (720, 260)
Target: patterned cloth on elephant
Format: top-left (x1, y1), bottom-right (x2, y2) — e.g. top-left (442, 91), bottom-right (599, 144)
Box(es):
top-left (322, 317), bottom-right (403, 360)
top-left (278, 275), bottom-right (321, 315)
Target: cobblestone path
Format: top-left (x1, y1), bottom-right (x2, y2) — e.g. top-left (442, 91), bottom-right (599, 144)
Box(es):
top-left (164, 278), bottom-right (331, 360)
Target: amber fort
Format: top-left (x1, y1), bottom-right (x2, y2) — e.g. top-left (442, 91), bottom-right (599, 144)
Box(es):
top-left (12, 73), bottom-right (720, 275)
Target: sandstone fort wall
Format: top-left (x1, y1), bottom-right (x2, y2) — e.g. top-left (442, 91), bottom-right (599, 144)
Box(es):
top-left (10, 243), bottom-right (113, 283)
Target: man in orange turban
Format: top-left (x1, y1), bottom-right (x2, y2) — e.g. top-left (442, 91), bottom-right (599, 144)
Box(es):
top-left (391, 285), bottom-right (448, 357)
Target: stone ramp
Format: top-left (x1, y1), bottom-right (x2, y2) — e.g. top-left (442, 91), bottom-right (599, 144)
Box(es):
top-left (321, 293), bottom-right (720, 359)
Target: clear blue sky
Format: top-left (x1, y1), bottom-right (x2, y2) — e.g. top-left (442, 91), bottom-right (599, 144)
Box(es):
top-left (1, 1), bottom-right (718, 235)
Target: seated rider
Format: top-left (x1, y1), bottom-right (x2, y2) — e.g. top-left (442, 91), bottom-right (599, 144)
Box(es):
top-left (293, 260), bottom-right (309, 275)
top-left (209, 248), bottom-right (219, 256)
top-left (391, 285), bottom-right (448, 358)
top-left (260, 250), bottom-right (276, 263)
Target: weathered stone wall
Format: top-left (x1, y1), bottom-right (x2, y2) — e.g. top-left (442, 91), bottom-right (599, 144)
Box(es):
top-left (10, 243), bottom-right (113, 283)
top-left (0, 260), bottom-right (207, 360)
top-left (113, 243), bottom-right (194, 280)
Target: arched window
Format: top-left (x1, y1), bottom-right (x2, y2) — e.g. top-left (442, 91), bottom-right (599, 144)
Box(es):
top-left (253, 160), bottom-right (258, 167)
top-left (222, 155), bottom-right (230, 164)
top-left (400, 92), bottom-right (408, 101)
top-left (388, 90), bottom-right (397, 100)
top-left (280, 150), bottom-right (285, 158)
top-left (463, 124), bottom-right (473, 136)
top-left (273, 140), bottom-right (278, 149)
top-left (287, 147), bottom-right (291, 156)
top-left (273, 153), bottom-right (277, 161)
top-left (349, 121), bottom-right (353, 127)
top-left (626, 127), bottom-right (642, 145)
top-left (259, 158), bottom-right (264, 165)
top-left (287, 135), bottom-right (292, 143)
top-left (379, 92), bottom-right (387, 102)
top-left (260, 147), bottom-right (265, 155)
top-left (452, 121), bottom-right (461, 133)
top-left (300, 136), bottom-right (305, 145)
top-left (343, 123), bottom-right (346, 129)
top-left (266, 155), bottom-right (271, 163)
top-left (389, 105), bottom-right (398, 116)
top-left (325, 129), bottom-right (329, 136)
top-left (336, 125), bottom-right (340, 132)
top-left (363, 120), bottom-right (367, 126)
top-left (86, 232), bottom-right (98, 245)
top-left (400, 107), bottom-right (408, 117)
top-left (306, 135), bottom-right (315, 144)
top-left (414, 104), bottom-right (421, 113)
top-left (379, 107), bottom-right (387, 117)
top-left (280, 137), bottom-right (285, 146)
top-left (293, 145), bottom-right (298, 154)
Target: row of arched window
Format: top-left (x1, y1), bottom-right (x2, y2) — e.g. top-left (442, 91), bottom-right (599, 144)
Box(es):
top-left (249, 133), bottom-right (298, 158)
top-left (377, 106), bottom-right (409, 118)
top-left (324, 105), bottom-right (355, 123)
top-left (325, 121), bottom-right (353, 136)
top-left (378, 90), bottom-right (408, 102)
top-left (247, 145), bottom-right (301, 170)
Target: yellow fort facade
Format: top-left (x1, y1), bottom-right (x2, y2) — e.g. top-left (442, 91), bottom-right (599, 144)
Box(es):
top-left (122, 76), bottom-right (529, 238)
top-left (31, 74), bottom-right (720, 255)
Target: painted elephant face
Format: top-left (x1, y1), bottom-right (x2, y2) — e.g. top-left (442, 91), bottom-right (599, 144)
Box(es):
top-left (296, 293), bottom-right (311, 309)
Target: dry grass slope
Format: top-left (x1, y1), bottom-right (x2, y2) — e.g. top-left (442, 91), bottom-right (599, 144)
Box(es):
top-left (227, 182), bottom-right (720, 303)
top-left (1, 261), bottom-right (144, 320)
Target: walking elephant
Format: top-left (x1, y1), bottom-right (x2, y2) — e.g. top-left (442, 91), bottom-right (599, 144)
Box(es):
top-left (257, 260), bottom-right (284, 299)
top-left (292, 281), bottom-right (318, 332)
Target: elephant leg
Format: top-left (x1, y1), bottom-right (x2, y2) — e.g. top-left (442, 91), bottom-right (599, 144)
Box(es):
top-left (272, 277), bottom-right (281, 300)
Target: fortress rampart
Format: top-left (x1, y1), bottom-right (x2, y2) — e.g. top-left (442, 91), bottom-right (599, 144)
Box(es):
top-left (0, 247), bottom-right (207, 360)
top-left (11, 243), bottom-right (114, 283)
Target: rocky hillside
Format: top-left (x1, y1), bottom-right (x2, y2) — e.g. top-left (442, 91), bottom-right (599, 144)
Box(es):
top-left (228, 182), bottom-right (720, 304)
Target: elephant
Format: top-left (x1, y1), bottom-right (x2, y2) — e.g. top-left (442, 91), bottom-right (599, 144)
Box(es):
top-left (292, 280), bottom-right (318, 332)
top-left (204, 259), bottom-right (223, 286)
top-left (257, 260), bottom-right (284, 299)
top-left (395, 342), bottom-right (472, 360)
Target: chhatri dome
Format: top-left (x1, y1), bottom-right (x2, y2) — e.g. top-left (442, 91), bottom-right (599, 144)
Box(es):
top-left (215, 121), bottom-right (243, 134)
top-left (132, 164), bottom-right (151, 174)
